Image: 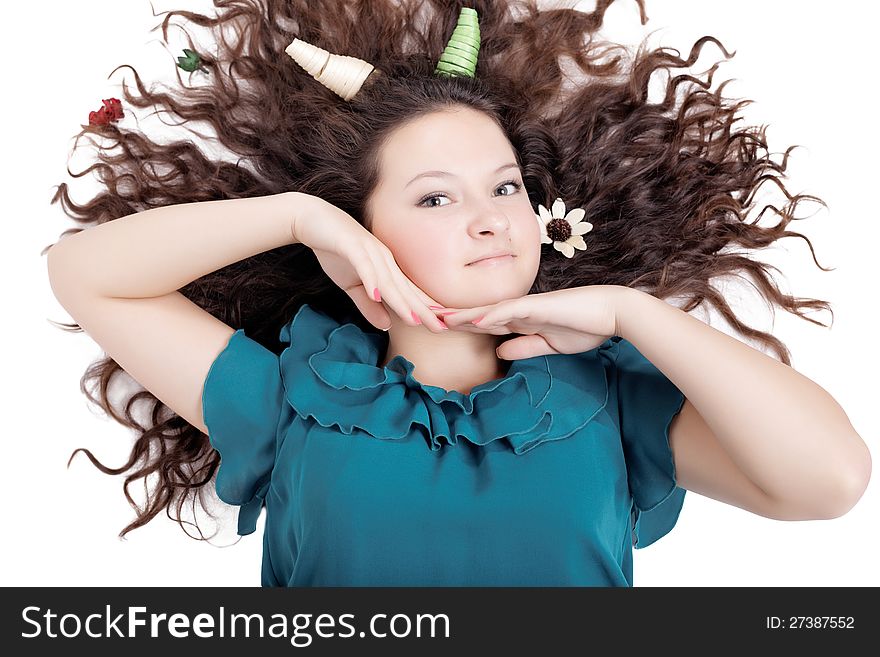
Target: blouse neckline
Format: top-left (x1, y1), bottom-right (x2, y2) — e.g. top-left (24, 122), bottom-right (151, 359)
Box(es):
top-left (277, 303), bottom-right (617, 454)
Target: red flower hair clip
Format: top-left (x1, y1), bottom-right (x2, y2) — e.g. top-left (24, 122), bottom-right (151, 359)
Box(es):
top-left (88, 98), bottom-right (124, 126)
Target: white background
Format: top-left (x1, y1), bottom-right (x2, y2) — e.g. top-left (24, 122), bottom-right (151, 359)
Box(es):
top-left (4, 0), bottom-right (877, 586)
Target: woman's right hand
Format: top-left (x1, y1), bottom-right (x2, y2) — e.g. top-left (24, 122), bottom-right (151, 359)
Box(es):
top-left (289, 193), bottom-right (449, 332)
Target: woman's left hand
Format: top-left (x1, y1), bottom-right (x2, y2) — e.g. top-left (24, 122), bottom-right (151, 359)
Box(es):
top-left (435, 285), bottom-right (629, 360)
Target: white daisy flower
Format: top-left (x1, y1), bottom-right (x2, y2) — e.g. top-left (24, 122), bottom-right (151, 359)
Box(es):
top-left (536, 197), bottom-right (593, 258)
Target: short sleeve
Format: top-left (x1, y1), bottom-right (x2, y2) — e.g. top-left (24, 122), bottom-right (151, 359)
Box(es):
top-left (611, 337), bottom-right (687, 549)
top-left (201, 328), bottom-right (286, 535)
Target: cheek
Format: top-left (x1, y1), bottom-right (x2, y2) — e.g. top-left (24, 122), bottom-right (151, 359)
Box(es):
top-left (522, 217), bottom-right (542, 268)
top-left (381, 226), bottom-right (456, 286)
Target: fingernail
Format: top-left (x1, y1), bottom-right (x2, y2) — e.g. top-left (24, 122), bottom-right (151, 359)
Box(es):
top-left (373, 288), bottom-right (382, 302)
top-left (428, 305), bottom-right (445, 310)
top-left (410, 310), bottom-right (422, 325)
top-left (471, 315), bottom-right (485, 325)
top-left (439, 319), bottom-right (449, 330)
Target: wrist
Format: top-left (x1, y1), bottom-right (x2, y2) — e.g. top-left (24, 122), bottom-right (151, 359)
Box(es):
top-left (287, 191), bottom-right (314, 245)
top-left (611, 285), bottom-right (652, 339)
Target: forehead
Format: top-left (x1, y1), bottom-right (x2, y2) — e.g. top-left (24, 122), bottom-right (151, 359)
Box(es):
top-left (379, 108), bottom-right (513, 176)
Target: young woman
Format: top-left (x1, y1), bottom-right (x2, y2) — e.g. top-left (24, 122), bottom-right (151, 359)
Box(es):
top-left (45, 0), bottom-right (870, 586)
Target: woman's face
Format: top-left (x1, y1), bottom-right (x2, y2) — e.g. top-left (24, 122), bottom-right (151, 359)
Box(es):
top-left (366, 107), bottom-right (541, 309)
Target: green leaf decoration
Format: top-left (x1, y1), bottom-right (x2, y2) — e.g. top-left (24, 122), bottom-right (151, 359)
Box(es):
top-left (176, 48), bottom-right (202, 73)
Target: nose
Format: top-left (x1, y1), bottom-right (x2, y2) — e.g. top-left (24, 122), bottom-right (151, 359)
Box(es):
top-left (471, 205), bottom-right (511, 235)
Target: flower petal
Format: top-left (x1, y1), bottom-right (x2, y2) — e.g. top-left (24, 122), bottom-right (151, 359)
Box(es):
top-left (564, 207), bottom-right (586, 226)
top-left (551, 197), bottom-right (566, 219)
top-left (571, 221), bottom-right (593, 235)
top-left (555, 240), bottom-right (575, 258)
top-left (537, 204), bottom-right (552, 223)
top-left (568, 235), bottom-right (587, 250)
top-left (536, 216), bottom-right (552, 243)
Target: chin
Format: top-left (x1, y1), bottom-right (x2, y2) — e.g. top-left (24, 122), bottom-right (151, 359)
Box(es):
top-left (469, 285), bottom-right (527, 306)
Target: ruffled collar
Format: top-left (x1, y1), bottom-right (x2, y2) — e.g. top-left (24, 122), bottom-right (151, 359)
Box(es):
top-left (277, 304), bottom-right (617, 454)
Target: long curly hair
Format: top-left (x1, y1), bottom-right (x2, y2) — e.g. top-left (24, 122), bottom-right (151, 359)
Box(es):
top-left (44, 0), bottom-right (833, 539)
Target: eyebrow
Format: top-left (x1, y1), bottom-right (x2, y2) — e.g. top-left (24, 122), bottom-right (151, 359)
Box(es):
top-left (404, 162), bottom-right (520, 189)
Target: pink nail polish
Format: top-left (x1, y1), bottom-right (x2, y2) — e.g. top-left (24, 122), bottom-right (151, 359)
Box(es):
top-left (429, 305), bottom-right (444, 310)
top-left (411, 310), bottom-right (422, 325)
top-left (373, 288), bottom-right (382, 302)
top-left (471, 315), bottom-right (485, 325)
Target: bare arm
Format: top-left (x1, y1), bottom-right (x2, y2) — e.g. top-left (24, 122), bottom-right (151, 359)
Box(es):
top-left (47, 191), bottom-right (308, 433)
top-left (614, 286), bottom-right (871, 520)
top-left (48, 191), bottom-right (302, 299)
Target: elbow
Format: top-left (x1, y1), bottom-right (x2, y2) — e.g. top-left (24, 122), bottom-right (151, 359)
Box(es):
top-left (822, 438), bottom-right (872, 519)
top-left (782, 435), bottom-right (872, 521)
top-left (46, 241), bottom-right (71, 301)
top-left (47, 239), bottom-right (85, 305)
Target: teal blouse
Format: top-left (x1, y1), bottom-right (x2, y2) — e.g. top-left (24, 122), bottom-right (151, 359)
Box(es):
top-left (201, 303), bottom-right (687, 586)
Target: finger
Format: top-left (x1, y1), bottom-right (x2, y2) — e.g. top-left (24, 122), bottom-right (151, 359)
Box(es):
top-left (401, 281), bottom-right (449, 332)
top-left (349, 285), bottom-right (392, 331)
top-left (406, 278), bottom-right (445, 310)
top-left (457, 324), bottom-right (514, 335)
top-left (349, 245), bottom-right (413, 329)
top-left (496, 334), bottom-right (556, 360)
top-left (447, 297), bottom-right (528, 328)
top-left (379, 277), bottom-right (420, 327)
top-left (388, 277), bottom-right (447, 331)
top-left (431, 306), bottom-right (468, 321)
top-left (435, 320), bottom-right (491, 333)
top-left (440, 306), bottom-right (495, 327)
top-left (412, 289), bottom-right (455, 332)
top-left (380, 252), bottom-right (448, 332)
top-left (365, 251), bottom-right (422, 328)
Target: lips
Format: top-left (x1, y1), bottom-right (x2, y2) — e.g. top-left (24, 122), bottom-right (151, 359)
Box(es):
top-left (467, 251), bottom-right (514, 265)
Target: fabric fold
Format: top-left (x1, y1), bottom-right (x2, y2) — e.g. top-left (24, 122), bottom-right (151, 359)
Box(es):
top-left (201, 327), bottom-right (285, 535)
top-left (277, 304), bottom-right (613, 455)
top-left (600, 336), bottom-right (688, 549)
